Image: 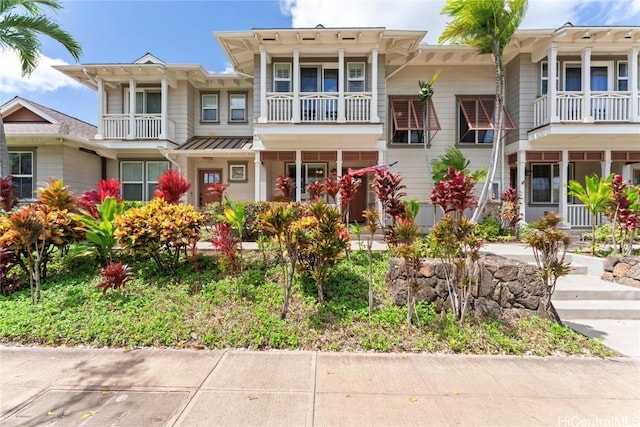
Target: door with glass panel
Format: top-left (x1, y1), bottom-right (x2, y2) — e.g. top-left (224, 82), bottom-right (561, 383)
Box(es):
top-left (300, 67), bottom-right (338, 121)
top-left (199, 169), bottom-right (223, 206)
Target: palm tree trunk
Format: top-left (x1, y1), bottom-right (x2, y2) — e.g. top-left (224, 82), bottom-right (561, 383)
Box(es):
top-left (0, 113), bottom-right (10, 178)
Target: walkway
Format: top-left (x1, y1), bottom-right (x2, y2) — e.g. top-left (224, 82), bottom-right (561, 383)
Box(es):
top-left (1, 346), bottom-right (638, 426)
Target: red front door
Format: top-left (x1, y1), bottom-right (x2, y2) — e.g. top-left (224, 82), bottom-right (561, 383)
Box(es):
top-left (199, 169), bottom-right (223, 207)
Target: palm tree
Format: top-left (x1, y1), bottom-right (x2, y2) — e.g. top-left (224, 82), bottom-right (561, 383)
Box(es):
top-left (567, 175), bottom-right (613, 254)
top-left (0, 0), bottom-right (82, 177)
top-left (439, 0), bottom-right (527, 223)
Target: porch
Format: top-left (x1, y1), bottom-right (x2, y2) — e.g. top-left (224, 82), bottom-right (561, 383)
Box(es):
top-left (266, 92), bottom-right (372, 123)
top-left (101, 114), bottom-right (176, 141)
top-left (533, 92), bottom-right (640, 127)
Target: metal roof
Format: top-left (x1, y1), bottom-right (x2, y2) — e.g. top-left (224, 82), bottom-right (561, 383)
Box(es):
top-left (177, 136), bottom-right (253, 151)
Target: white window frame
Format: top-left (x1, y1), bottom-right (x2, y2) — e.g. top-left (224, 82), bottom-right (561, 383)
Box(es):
top-left (563, 61), bottom-right (614, 92)
top-left (540, 61), bottom-right (559, 95)
top-left (120, 160), bottom-right (169, 201)
top-left (273, 62), bottom-right (292, 92)
top-left (229, 93), bottom-right (247, 122)
top-left (617, 61), bottom-right (629, 91)
top-left (124, 89), bottom-right (162, 114)
top-left (530, 163), bottom-right (574, 204)
top-left (146, 161), bottom-right (170, 200)
top-left (347, 62), bottom-right (365, 92)
top-left (8, 151), bottom-right (34, 199)
top-left (201, 93), bottom-right (219, 122)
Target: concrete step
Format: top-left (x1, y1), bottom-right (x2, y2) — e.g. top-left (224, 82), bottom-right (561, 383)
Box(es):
top-left (553, 299), bottom-right (640, 320)
top-left (554, 287), bottom-right (640, 301)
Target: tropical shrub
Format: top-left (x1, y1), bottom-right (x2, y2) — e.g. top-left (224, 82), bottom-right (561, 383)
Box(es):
top-left (392, 216), bottom-right (421, 327)
top-left (0, 246), bottom-right (20, 295)
top-left (337, 174), bottom-right (361, 222)
top-left (77, 179), bottom-right (122, 217)
top-left (363, 208), bottom-right (379, 316)
top-left (114, 198), bottom-right (204, 271)
top-left (568, 174), bottom-right (613, 254)
top-left (475, 215), bottom-right (501, 241)
top-left (372, 170), bottom-right (407, 245)
top-left (306, 180), bottom-right (325, 201)
top-left (274, 174), bottom-right (293, 201)
top-left (430, 167), bottom-right (477, 219)
top-left (154, 169), bottom-right (191, 203)
top-left (324, 171), bottom-right (339, 204)
top-left (210, 221), bottom-right (239, 272)
top-left (74, 196), bottom-right (124, 266)
top-left (0, 176), bottom-right (18, 212)
top-left (217, 198), bottom-right (246, 272)
top-left (207, 182), bottom-right (227, 207)
top-left (606, 175), bottom-right (640, 255)
top-left (96, 261), bottom-right (133, 294)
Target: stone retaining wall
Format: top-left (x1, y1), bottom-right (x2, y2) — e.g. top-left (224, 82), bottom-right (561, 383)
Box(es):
top-left (602, 256), bottom-right (640, 288)
top-left (386, 255), bottom-right (547, 318)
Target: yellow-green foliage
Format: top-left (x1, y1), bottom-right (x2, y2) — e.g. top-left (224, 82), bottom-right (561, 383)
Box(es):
top-left (114, 198), bottom-right (204, 271)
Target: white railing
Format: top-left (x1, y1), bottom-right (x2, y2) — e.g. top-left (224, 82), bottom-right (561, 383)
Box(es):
top-left (567, 204), bottom-right (604, 228)
top-left (101, 114), bottom-right (173, 140)
top-left (265, 92), bottom-right (372, 123)
top-left (533, 91), bottom-right (638, 126)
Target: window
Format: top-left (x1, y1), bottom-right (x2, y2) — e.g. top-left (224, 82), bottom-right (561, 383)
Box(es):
top-left (274, 63), bottom-right (291, 92)
top-left (229, 93), bottom-right (247, 122)
top-left (347, 62), bottom-right (365, 92)
top-left (617, 61), bottom-right (628, 91)
top-left (540, 61), bottom-right (559, 95)
top-left (9, 151), bottom-right (33, 199)
top-left (201, 93), bottom-right (218, 122)
top-left (124, 90), bottom-right (161, 114)
top-left (390, 97), bottom-right (424, 144)
top-left (285, 163), bottom-right (327, 197)
top-left (530, 163), bottom-right (574, 204)
top-left (120, 160), bottom-right (169, 201)
top-left (457, 95), bottom-right (515, 145)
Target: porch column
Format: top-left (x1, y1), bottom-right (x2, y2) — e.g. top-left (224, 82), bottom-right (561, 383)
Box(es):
top-left (517, 150), bottom-right (526, 223)
top-left (337, 48), bottom-right (345, 123)
top-left (560, 150), bottom-right (569, 228)
top-left (548, 47), bottom-right (559, 123)
top-left (254, 152), bottom-right (261, 202)
top-left (582, 47), bottom-right (592, 121)
top-left (377, 149), bottom-right (385, 218)
top-left (96, 78), bottom-right (104, 139)
top-left (128, 79), bottom-right (136, 139)
top-left (335, 150), bottom-right (343, 207)
top-left (159, 77), bottom-right (168, 139)
top-left (602, 150), bottom-right (612, 179)
top-left (370, 48), bottom-right (379, 123)
top-left (629, 47), bottom-right (639, 122)
top-left (259, 48), bottom-right (267, 123)
top-left (293, 49), bottom-right (300, 123)
top-left (295, 150), bottom-right (302, 202)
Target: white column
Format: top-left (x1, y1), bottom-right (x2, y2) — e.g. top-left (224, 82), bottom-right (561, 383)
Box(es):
top-left (338, 48), bottom-right (345, 123)
top-left (629, 47), bottom-right (639, 122)
top-left (377, 149), bottom-right (385, 217)
top-left (602, 150), bottom-right (612, 179)
top-left (549, 47), bottom-right (558, 123)
top-left (160, 77), bottom-right (168, 139)
top-left (259, 48), bottom-right (267, 123)
top-left (254, 152), bottom-right (262, 202)
top-left (128, 79), bottom-right (136, 139)
top-left (582, 47), bottom-right (592, 121)
top-left (293, 49), bottom-right (300, 123)
top-left (335, 150), bottom-right (343, 207)
top-left (560, 150), bottom-right (569, 228)
top-left (96, 78), bottom-right (104, 139)
top-left (622, 164), bottom-right (632, 182)
top-left (517, 150), bottom-right (526, 223)
top-left (295, 150), bottom-right (302, 202)
top-left (370, 48), bottom-right (379, 123)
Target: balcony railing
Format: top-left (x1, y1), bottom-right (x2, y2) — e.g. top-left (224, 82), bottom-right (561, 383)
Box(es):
top-left (533, 91), bottom-right (639, 127)
top-left (101, 114), bottom-right (175, 141)
top-left (265, 92), bottom-right (372, 123)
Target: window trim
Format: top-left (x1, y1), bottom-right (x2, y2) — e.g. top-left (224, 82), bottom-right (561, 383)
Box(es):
top-left (540, 61), bottom-right (559, 95)
top-left (529, 163), bottom-right (574, 205)
top-left (120, 160), bottom-right (170, 201)
top-left (457, 95), bottom-right (515, 145)
top-left (228, 92), bottom-right (248, 123)
top-left (617, 61), bottom-right (629, 91)
top-left (8, 150), bottom-right (35, 199)
top-left (228, 161), bottom-right (249, 183)
top-left (389, 96), bottom-right (440, 145)
top-left (347, 62), bottom-right (365, 92)
top-left (273, 62), bottom-right (292, 92)
top-left (123, 88), bottom-right (162, 114)
top-left (201, 92), bottom-right (219, 123)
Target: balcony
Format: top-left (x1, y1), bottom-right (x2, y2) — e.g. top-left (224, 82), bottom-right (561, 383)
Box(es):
top-left (533, 92), bottom-right (640, 127)
top-left (101, 114), bottom-right (176, 141)
top-left (265, 92), bottom-right (372, 123)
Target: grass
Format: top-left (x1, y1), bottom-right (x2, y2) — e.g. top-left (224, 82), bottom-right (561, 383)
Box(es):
top-left (0, 250), bottom-right (615, 357)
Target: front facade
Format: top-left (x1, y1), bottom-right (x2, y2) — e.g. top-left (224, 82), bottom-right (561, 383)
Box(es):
top-left (26, 23), bottom-right (638, 229)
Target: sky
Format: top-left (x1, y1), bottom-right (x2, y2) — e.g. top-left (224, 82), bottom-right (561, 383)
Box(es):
top-left (1, 0), bottom-right (639, 126)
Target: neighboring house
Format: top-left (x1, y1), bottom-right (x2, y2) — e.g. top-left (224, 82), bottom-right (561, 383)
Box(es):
top-left (2, 96), bottom-right (101, 200)
top-left (51, 23), bottom-right (639, 229)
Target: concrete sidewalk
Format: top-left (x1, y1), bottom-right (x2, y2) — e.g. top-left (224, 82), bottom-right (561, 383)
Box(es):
top-left (1, 346), bottom-right (639, 426)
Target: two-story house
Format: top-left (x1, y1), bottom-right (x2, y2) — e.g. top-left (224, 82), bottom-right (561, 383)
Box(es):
top-left (45, 23), bottom-right (640, 229)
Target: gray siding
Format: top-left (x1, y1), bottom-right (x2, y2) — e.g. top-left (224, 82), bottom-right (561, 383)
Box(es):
top-left (516, 53), bottom-right (537, 138)
top-left (505, 56), bottom-right (521, 145)
top-left (169, 81), bottom-right (188, 144)
top-left (61, 146), bottom-right (102, 193)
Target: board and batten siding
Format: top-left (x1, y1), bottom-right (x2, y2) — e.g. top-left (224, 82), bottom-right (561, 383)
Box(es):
top-left (61, 146), bottom-right (102, 194)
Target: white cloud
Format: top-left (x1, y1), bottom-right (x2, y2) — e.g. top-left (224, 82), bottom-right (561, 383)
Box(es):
top-left (0, 49), bottom-right (82, 93)
top-left (280, 0), bottom-right (640, 44)
top-left (218, 62), bottom-right (236, 74)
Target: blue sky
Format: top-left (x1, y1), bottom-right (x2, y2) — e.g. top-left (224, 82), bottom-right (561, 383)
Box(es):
top-left (1, 0), bottom-right (639, 125)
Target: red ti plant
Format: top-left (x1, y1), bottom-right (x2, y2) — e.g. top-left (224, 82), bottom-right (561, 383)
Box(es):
top-left (0, 247), bottom-right (20, 296)
top-left (274, 174), bottom-right (293, 201)
top-left (210, 221), bottom-right (239, 272)
top-left (338, 174), bottom-right (361, 223)
top-left (371, 170), bottom-right (407, 245)
top-left (78, 179), bottom-right (122, 217)
top-left (208, 182), bottom-right (228, 205)
top-left (607, 175), bottom-right (640, 255)
top-left (306, 180), bottom-right (325, 201)
top-left (430, 167), bottom-right (477, 220)
top-left (499, 187), bottom-right (521, 237)
top-left (324, 171), bottom-right (339, 204)
top-left (96, 261), bottom-right (133, 295)
top-left (0, 176), bottom-right (18, 212)
top-left (154, 169), bottom-right (191, 204)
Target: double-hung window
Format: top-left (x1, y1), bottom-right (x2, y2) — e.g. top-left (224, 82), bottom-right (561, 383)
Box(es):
top-left (389, 96), bottom-right (440, 145)
top-left (457, 95), bottom-right (515, 145)
top-left (347, 62), bottom-right (365, 92)
top-left (274, 63), bottom-right (291, 92)
top-left (530, 163), bottom-right (574, 204)
top-left (120, 160), bottom-right (169, 201)
top-left (540, 61), bottom-right (559, 95)
top-left (617, 61), bottom-right (628, 91)
top-left (9, 151), bottom-right (33, 199)
top-left (229, 93), bottom-right (247, 122)
top-left (201, 93), bottom-right (219, 122)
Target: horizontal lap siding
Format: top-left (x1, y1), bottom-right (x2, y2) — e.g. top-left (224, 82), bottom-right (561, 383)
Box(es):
top-left (36, 145), bottom-right (63, 186)
top-left (62, 146), bottom-right (102, 193)
top-left (170, 82), bottom-right (188, 144)
top-left (193, 88), bottom-right (254, 137)
top-left (192, 158), bottom-right (254, 202)
top-left (506, 56), bottom-right (521, 145)
top-left (106, 88), bottom-right (123, 114)
top-left (517, 54), bottom-right (537, 139)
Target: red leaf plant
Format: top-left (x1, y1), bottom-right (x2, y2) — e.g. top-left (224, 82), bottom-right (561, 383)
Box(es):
top-left (430, 167), bottom-right (477, 219)
top-left (208, 182), bottom-right (228, 204)
top-left (306, 180), bottom-right (325, 201)
top-left (96, 261), bottom-right (133, 294)
top-left (78, 179), bottom-right (122, 217)
top-left (338, 174), bottom-right (361, 222)
top-left (274, 174), bottom-right (293, 201)
top-left (324, 171), bottom-right (339, 203)
top-left (210, 221), bottom-right (239, 271)
top-left (154, 169), bottom-right (191, 204)
top-left (0, 176), bottom-right (18, 212)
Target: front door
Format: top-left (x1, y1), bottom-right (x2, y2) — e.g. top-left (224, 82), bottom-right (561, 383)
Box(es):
top-left (343, 169), bottom-right (367, 223)
top-left (199, 169), bottom-right (223, 207)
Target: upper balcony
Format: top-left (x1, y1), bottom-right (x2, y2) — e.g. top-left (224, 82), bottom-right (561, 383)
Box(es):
top-left (101, 113), bottom-right (176, 141)
top-left (266, 91), bottom-right (372, 123)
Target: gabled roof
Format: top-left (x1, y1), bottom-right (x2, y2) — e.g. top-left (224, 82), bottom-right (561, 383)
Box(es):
top-left (1, 96), bottom-right (96, 141)
top-left (134, 53), bottom-right (165, 64)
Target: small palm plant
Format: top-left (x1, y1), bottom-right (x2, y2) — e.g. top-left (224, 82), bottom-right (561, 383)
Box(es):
top-left (218, 198), bottom-right (246, 272)
top-left (567, 174), bottom-right (613, 254)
